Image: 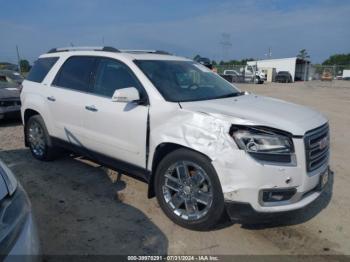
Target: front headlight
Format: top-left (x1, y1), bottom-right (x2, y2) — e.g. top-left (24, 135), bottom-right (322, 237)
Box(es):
top-left (230, 125), bottom-right (295, 164)
top-left (0, 160), bottom-right (18, 195)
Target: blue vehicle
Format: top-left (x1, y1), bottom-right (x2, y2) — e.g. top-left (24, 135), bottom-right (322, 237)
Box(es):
top-left (0, 160), bottom-right (40, 260)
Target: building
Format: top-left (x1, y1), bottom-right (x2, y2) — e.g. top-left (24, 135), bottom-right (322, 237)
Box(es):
top-left (247, 57), bottom-right (310, 82)
top-left (260, 67), bottom-right (276, 83)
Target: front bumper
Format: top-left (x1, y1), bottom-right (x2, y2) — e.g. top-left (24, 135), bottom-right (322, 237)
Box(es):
top-left (212, 136), bottom-right (331, 214)
top-left (225, 169), bottom-right (332, 223)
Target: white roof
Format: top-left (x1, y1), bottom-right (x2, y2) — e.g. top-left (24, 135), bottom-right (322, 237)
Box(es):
top-left (247, 57), bottom-right (298, 64)
top-left (40, 48), bottom-right (191, 62)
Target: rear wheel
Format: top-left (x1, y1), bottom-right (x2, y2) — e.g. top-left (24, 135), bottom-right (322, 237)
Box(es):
top-left (154, 148), bottom-right (225, 230)
top-left (26, 115), bottom-right (60, 161)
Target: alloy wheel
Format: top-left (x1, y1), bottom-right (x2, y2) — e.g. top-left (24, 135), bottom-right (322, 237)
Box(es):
top-left (162, 161), bottom-right (213, 221)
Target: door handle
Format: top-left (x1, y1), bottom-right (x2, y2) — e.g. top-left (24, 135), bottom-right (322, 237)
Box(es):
top-left (47, 96), bottom-right (56, 102)
top-left (85, 105), bottom-right (98, 112)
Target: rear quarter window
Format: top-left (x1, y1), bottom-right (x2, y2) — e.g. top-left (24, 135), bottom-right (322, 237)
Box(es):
top-left (52, 56), bottom-right (96, 92)
top-left (26, 57), bottom-right (59, 83)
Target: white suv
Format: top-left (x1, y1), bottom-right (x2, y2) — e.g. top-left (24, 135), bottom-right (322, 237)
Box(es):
top-left (21, 47), bottom-right (330, 230)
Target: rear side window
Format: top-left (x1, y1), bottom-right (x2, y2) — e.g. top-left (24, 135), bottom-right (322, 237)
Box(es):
top-left (53, 56), bottom-right (95, 92)
top-left (26, 57), bottom-right (59, 83)
top-left (93, 58), bottom-right (143, 97)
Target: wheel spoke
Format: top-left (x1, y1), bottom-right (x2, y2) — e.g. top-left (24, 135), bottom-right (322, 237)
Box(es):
top-left (38, 140), bottom-right (45, 150)
top-left (164, 175), bottom-right (181, 192)
top-left (28, 135), bottom-right (35, 143)
top-left (193, 191), bottom-right (212, 206)
top-left (191, 170), bottom-right (205, 187)
top-left (171, 192), bottom-right (185, 208)
top-left (165, 173), bottom-right (181, 184)
top-left (175, 162), bottom-right (189, 181)
top-left (185, 198), bottom-right (198, 214)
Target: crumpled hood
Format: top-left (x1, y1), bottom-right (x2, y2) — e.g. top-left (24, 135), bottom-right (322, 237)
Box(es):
top-left (180, 94), bottom-right (327, 136)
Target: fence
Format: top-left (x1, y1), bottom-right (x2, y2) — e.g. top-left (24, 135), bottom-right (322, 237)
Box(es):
top-left (309, 64), bottom-right (350, 80)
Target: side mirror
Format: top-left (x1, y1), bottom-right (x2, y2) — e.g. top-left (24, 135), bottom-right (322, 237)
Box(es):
top-left (112, 87), bottom-right (140, 103)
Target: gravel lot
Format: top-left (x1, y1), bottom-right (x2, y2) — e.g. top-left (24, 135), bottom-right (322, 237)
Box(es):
top-left (0, 80), bottom-right (349, 257)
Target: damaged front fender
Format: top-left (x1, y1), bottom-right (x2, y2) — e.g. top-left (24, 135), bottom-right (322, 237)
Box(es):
top-left (146, 103), bottom-right (269, 198)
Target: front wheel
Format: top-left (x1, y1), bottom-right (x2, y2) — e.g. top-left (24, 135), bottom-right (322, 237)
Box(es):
top-left (154, 149), bottom-right (225, 230)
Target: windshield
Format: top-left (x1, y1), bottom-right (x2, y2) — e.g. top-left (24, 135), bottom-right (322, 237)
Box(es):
top-left (135, 60), bottom-right (241, 102)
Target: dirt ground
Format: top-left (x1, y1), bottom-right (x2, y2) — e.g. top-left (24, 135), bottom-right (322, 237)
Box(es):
top-left (0, 80), bottom-right (350, 257)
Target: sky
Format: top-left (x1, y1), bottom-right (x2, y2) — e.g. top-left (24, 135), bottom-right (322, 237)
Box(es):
top-left (1, 0), bottom-right (349, 64)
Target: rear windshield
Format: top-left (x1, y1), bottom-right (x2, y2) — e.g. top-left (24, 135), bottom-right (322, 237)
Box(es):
top-left (26, 57), bottom-right (59, 83)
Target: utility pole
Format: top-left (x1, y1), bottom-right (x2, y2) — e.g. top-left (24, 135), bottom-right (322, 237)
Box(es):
top-left (219, 33), bottom-right (232, 62)
top-left (264, 47), bottom-right (272, 59)
top-left (304, 60), bottom-right (308, 82)
top-left (16, 45), bottom-right (22, 75)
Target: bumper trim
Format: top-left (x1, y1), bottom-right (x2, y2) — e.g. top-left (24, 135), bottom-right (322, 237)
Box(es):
top-left (225, 201), bottom-right (277, 223)
top-left (257, 166), bottom-right (329, 208)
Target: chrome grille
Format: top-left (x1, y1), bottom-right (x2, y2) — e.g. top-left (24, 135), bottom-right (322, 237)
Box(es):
top-left (304, 123), bottom-right (329, 172)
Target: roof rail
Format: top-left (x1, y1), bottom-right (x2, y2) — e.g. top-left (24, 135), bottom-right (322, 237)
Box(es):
top-left (47, 46), bottom-right (120, 53)
top-left (120, 49), bottom-right (171, 55)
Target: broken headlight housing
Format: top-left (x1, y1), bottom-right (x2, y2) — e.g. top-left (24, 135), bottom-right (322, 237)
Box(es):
top-left (230, 125), bottom-right (295, 164)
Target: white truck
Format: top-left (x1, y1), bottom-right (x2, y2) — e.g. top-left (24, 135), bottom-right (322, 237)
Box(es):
top-left (342, 69), bottom-right (350, 80)
top-left (224, 65), bottom-right (265, 84)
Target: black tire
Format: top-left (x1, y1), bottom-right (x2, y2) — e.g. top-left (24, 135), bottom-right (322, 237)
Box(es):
top-left (25, 115), bottom-right (60, 161)
top-left (254, 76), bottom-right (260, 84)
top-left (154, 148), bottom-right (225, 230)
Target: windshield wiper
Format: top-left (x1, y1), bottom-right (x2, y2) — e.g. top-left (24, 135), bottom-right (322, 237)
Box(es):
top-left (216, 91), bottom-right (245, 99)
